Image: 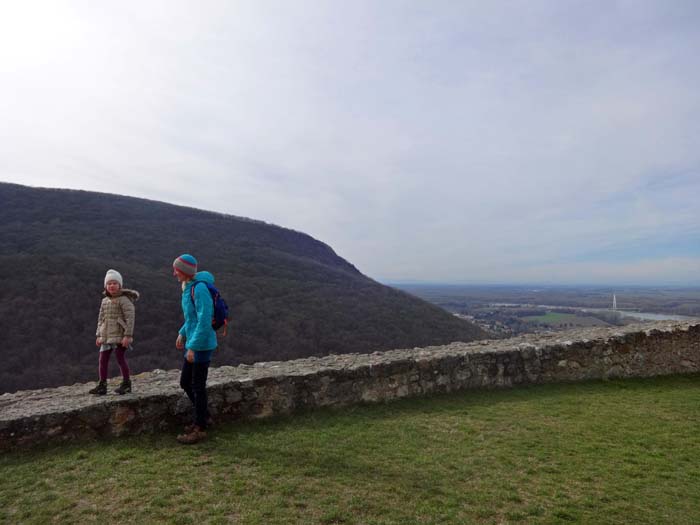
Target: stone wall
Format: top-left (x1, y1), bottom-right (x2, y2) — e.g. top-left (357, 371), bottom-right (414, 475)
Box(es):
top-left (1, 320), bottom-right (699, 451)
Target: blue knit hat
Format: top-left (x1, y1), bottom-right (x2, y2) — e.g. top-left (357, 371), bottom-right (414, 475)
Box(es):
top-left (173, 254), bottom-right (197, 277)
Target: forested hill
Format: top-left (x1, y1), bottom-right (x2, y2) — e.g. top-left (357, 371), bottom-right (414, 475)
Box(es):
top-left (0, 183), bottom-right (486, 393)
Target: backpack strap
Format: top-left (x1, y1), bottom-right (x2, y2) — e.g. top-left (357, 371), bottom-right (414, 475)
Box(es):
top-left (189, 281), bottom-right (201, 305)
top-left (189, 281), bottom-right (214, 318)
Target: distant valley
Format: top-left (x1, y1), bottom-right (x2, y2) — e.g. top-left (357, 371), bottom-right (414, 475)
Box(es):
top-left (395, 284), bottom-right (700, 337)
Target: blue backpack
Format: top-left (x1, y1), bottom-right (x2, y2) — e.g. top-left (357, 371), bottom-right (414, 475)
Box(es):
top-left (190, 281), bottom-right (230, 335)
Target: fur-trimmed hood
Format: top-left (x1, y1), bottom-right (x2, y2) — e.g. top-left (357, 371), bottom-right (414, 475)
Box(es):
top-left (103, 288), bottom-right (140, 302)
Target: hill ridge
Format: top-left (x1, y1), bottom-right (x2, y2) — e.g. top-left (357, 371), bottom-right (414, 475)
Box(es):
top-left (0, 182), bottom-right (486, 394)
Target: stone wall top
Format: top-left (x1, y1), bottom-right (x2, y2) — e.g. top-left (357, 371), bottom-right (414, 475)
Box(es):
top-left (2, 320), bottom-right (697, 424)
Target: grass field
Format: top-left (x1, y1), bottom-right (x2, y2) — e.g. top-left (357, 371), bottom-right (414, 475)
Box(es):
top-left (1, 375), bottom-right (699, 524)
top-left (522, 312), bottom-right (609, 327)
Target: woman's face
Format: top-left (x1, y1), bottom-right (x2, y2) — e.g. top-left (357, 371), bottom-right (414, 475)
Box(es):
top-left (173, 268), bottom-right (189, 283)
top-left (105, 280), bottom-right (121, 295)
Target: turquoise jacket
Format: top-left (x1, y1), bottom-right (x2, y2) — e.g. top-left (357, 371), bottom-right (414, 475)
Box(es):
top-left (179, 271), bottom-right (217, 359)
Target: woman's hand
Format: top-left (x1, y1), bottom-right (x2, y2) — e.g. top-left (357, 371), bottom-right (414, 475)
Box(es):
top-left (186, 349), bottom-right (194, 363)
top-left (176, 334), bottom-right (185, 349)
top-left (121, 336), bottom-right (132, 347)
top-left (95, 337), bottom-right (102, 347)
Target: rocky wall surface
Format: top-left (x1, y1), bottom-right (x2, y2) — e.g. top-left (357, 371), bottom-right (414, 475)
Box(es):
top-left (1, 320), bottom-right (698, 451)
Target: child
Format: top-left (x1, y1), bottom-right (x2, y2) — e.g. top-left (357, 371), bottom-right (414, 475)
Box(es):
top-left (90, 269), bottom-right (140, 395)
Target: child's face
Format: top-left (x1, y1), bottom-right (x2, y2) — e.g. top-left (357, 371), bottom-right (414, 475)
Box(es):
top-left (105, 280), bottom-right (121, 295)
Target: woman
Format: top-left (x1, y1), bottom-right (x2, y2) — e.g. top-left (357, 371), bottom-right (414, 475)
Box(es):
top-left (173, 253), bottom-right (217, 444)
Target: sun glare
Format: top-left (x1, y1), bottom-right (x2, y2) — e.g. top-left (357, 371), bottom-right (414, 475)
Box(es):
top-left (0, 3), bottom-right (81, 72)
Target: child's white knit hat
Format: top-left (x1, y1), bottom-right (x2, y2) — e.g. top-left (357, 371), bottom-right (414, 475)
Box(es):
top-left (104, 269), bottom-right (123, 287)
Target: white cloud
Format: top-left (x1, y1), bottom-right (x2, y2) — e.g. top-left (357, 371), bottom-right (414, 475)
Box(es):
top-left (1, 1), bottom-right (699, 283)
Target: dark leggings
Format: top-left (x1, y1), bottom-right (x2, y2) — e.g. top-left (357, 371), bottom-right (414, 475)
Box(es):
top-left (179, 359), bottom-right (210, 429)
top-left (99, 346), bottom-right (130, 381)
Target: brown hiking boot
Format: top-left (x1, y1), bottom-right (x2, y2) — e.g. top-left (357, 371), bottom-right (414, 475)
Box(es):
top-left (177, 426), bottom-right (207, 445)
top-left (184, 417), bottom-right (214, 434)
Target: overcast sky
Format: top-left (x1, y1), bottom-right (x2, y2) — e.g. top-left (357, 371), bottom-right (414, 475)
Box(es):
top-left (2, 1), bottom-right (699, 285)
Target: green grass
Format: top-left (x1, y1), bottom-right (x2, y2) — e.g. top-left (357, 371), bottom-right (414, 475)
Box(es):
top-left (2, 375), bottom-right (699, 524)
top-left (522, 312), bottom-right (608, 327)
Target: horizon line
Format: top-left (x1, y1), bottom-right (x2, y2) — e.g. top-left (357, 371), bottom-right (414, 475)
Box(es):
top-left (380, 280), bottom-right (700, 288)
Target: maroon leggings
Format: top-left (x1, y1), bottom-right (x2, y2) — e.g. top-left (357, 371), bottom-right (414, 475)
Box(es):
top-left (99, 346), bottom-right (130, 381)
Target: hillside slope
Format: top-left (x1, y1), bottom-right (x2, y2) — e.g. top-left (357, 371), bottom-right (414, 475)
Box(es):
top-left (0, 183), bottom-right (486, 393)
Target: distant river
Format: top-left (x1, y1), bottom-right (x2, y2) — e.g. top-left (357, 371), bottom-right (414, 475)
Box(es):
top-left (598, 310), bottom-right (697, 322)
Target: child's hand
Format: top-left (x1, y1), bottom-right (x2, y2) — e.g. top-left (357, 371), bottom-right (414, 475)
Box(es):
top-left (186, 349), bottom-right (194, 363)
top-left (176, 334), bottom-right (185, 349)
top-left (121, 336), bottom-right (132, 347)
top-left (95, 337), bottom-right (102, 347)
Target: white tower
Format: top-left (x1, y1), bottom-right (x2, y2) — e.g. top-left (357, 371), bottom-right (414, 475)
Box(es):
top-left (612, 294), bottom-right (617, 311)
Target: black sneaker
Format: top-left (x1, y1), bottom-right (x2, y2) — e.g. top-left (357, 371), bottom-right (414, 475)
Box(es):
top-left (89, 380), bottom-right (107, 395)
top-left (114, 379), bottom-right (132, 395)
